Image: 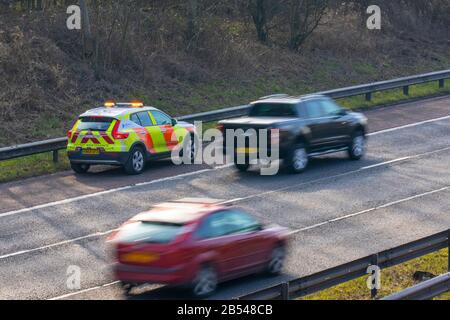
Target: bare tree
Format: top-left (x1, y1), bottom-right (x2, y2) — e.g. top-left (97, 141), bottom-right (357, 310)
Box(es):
top-left (287, 0), bottom-right (328, 51)
top-left (248, 0), bottom-right (283, 43)
top-left (186, 0), bottom-right (198, 39)
top-left (79, 0), bottom-right (94, 57)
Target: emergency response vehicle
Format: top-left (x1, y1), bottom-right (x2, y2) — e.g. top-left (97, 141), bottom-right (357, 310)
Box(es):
top-left (67, 101), bottom-right (196, 175)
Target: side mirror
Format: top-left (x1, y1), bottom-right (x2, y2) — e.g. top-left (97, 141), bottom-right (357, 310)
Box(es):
top-left (171, 118), bottom-right (178, 126)
top-left (334, 109), bottom-right (347, 117)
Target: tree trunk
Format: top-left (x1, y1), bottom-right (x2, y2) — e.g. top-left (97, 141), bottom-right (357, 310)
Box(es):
top-left (186, 0), bottom-right (199, 47)
top-left (250, 0), bottom-right (269, 43)
top-left (79, 0), bottom-right (94, 58)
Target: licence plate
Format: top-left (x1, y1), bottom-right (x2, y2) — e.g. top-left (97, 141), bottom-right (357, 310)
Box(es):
top-left (121, 252), bottom-right (160, 263)
top-left (83, 148), bottom-right (100, 155)
top-left (236, 147), bottom-right (258, 154)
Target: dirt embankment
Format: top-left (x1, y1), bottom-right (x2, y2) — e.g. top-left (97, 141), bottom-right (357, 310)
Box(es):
top-left (0, 4), bottom-right (448, 147)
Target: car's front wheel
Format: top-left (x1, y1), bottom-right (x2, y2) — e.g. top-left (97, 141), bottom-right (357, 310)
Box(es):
top-left (286, 143), bottom-right (309, 173)
top-left (191, 265), bottom-right (218, 298)
top-left (124, 146), bottom-right (145, 175)
top-left (70, 162), bottom-right (90, 174)
top-left (348, 131), bottom-right (366, 160)
top-left (267, 245), bottom-right (285, 276)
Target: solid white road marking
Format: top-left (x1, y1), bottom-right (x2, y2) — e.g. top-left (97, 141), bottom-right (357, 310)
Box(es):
top-left (225, 146), bottom-right (450, 205)
top-left (46, 184), bottom-right (450, 300)
top-left (48, 281), bottom-right (120, 300)
top-left (0, 229), bottom-right (116, 260)
top-left (1, 114), bottom-right (449, 218)
top-left (2, 146), bottom-right (450, 261)
top-left (0, 168), bottom-right (217, 219)
top-left (292, 186), bottom-right (450, 233)
top-left (367, 115), bottom-right (450, 136)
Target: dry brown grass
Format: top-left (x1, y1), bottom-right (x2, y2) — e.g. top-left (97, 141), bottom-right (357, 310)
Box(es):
top-left (0, 4), bottom-right (449, 147)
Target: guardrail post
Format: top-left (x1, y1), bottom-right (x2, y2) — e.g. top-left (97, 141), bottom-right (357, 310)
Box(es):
top-left (439, 79), bottom-right (445, 89)
top-left (52, 150), bottom-right (59, 163)
top-left (448, 229), bottom-right (450, 272)
top-left (403, 85), bottom-right (409, 96)
top-left (281, 282), bottom-right (290, 300)
top-left (365, 92), bottom-right (372, 101)
top-left (370, 254), bottom-right (379, 299)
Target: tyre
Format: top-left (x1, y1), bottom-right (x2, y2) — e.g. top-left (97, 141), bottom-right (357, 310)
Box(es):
top-left (119, 281), bottom-right (133, 296)
top-left (348, 131), bottom-right (365, 160)
top-left (234, 162), bottom-right (250, 172)
top-left (266, 245), bottom-right (285, 276)
top-left (233, 151), bottom-right (250, 172)
top-left (191, 265), bottom-right (218, 298)
top-left (286, 143), bottom-right (309, 173)
top-left (124, 146), bottom-right (145, 175)
top-left (180, 134), bottom-right (196, 163)
top-left (70, 162), bottom-right (90, 174)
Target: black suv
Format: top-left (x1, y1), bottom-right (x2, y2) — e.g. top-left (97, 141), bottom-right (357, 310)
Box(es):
top-left (218, 94), bottom-right (368, 173)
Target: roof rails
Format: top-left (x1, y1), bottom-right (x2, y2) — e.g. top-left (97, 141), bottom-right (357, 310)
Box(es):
top-left (294, 93), bottom-right (326, 100)
top-left (258, 94), bottom-right (291, 100)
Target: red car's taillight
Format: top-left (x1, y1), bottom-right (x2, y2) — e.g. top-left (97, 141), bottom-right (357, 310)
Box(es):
top-left (67, 130), bottom-right (73, 139)
top-left (112, 120), bottom-right (129, 140)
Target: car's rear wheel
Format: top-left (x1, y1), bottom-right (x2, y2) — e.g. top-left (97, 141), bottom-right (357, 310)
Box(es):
top-left (234, 162), bottom-right (250, 172)
top-left (70, 162), bottom-right (90, 174)
top-left (124, 146), bottom-right (145, 175)
top-left (286, 143), bottom-right (308, 173)
top-left (180, 134), bottom-right (196, 163)
top-left (119, 281), bottom-right (133, 296)
top-left (191, 265), bottom-right (218, 298)
top-left (348, 131), bottom-right (365, 160)
top-left (267, 245), bottom-right (285, 276)
top-left (233, 151), bottom-right (251, 172)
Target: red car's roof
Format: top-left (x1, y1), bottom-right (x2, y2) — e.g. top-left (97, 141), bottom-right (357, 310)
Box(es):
top-left (130, 200), bottom-right (227, 225)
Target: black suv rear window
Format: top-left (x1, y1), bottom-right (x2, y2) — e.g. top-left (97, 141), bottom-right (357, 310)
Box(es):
top-left (249, 103), bottom-right (297, 117)
top-left (78, 117), bottom-right (113, 131)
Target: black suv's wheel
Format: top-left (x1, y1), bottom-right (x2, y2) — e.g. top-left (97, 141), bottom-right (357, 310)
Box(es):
top-left (233, 152), bottom-right (250, 172)
top-left (191, 265), bottom-right (218, 298)
top-left (286, 143), bottom-right (309, 173)
top-left (266, 245), bottom-right (285, 276)
top-left (124, 146), bottom-right (145, 175)
top-left (234, 162), bottom-right (250, 172)
top-left (348, 131), bottom-right (366, 160)
top-left (70, 162), bottom-right (90, 174)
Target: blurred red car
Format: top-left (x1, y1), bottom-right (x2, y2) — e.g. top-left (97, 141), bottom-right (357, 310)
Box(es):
top-left (107, 198), bottom-right (290, 298)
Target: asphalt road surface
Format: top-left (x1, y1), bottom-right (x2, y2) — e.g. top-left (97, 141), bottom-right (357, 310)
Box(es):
top-left (0, 96), bottom-right (449, 300)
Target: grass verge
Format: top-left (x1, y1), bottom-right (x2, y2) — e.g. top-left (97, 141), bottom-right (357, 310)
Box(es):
top-left (337, 81), bottom-right (450, 109)
top-left (0, 150), bottom-right (70, 183)
top-left (301, 248), bottom-right (449, 300)
top-left (0, 82), bottom-right (449, 183)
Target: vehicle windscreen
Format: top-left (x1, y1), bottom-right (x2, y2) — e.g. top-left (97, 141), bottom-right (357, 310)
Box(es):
top-left (77, 117), bottom-right (114, 131)
top-left (116, 221), bottom-right (185, 244)
top-left (249, 103), bottom-right (297, 117)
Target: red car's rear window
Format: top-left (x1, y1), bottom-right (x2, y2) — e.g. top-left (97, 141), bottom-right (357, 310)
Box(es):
top-left (116, 221), bottom-right (185, 244)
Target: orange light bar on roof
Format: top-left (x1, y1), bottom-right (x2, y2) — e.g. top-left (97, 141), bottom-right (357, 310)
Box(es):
top-left (130, 101), bottom-right (144, 108)
top-left (104, 100), bottom-right (115, 108)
